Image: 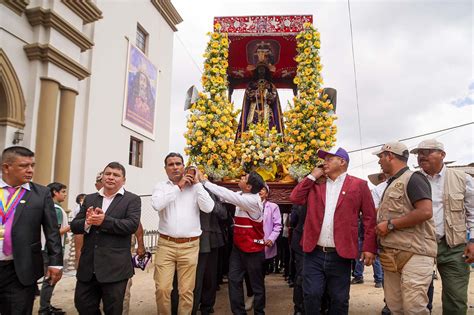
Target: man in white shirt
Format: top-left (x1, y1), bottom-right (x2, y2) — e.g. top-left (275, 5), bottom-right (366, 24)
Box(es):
top-left (411, 139), bottom-right (474, 314)
top-left (151, 153), bottom-right (214, 315)
top-left (197, 171), bottom-right (266, 315)
top-left (71, 162), bottom-right (141, 315)
top-left (290, 147), bottom-right (377, 315)
top-left (0, 146), bottom-right (62, 314)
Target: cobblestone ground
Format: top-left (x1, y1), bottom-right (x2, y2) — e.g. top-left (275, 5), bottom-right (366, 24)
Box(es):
top-left (34, 266), bottom-right (474, 314)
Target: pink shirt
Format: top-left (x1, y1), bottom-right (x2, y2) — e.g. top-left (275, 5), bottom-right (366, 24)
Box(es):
top-left (262, 201), bottom-right (282, 259)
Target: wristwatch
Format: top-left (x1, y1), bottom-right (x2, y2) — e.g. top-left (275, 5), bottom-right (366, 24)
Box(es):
top-left (387, 219), bottom-right (395, 232)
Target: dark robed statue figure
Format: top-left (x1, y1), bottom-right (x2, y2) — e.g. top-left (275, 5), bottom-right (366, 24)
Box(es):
top-left (236, 63), bottom-right (285, 139)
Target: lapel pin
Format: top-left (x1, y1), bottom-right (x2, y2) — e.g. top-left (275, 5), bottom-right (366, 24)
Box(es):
top-left (20, 200), bottom-right (26, 204)
top-left (342, 191), bottom-right (346, 195)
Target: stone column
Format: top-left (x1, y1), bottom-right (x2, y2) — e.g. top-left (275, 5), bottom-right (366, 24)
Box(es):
top-left (34, 78), bottom-right (60, 185)
top-left (54, 87), bottom-right (77, 210)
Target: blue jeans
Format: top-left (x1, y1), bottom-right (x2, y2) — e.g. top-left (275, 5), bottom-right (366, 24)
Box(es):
top-left (303, 248), bottom-right (351, 315)
top-left (353, 238), bottom-right (383, 283)
top-left (353, 256), bottom-right (383, 282)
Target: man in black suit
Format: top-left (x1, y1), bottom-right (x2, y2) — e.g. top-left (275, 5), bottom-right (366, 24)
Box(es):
top-left (71, 162), bottom-right (141, 315)
top-left (0, 146), bottom-right (63, 314)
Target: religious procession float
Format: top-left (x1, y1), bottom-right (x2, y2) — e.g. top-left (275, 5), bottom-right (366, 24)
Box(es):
top-left (184, 15), bottom-right (337, 210)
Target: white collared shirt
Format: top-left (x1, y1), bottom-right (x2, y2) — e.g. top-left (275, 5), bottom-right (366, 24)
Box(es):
top-left (85, 186), bottom-right (125, 232)
top-left (421, 166), bottom-right (474, 238)
top-left (0, 178), bottom-right (30, 260)
top-left (203, 180), bottom-right (263, 222)
top-left (151, 180), bottom-right (214, 238)
top-left (98, 187), bottom-right (125, 213)
top-left (316, 172), bottom-right (347, 247)
top-left (371, 181), bottom-right (388, 208)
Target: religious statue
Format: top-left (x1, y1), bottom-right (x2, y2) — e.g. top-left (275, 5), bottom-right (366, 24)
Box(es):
top-left (236, 60), bottom-right (284, 139)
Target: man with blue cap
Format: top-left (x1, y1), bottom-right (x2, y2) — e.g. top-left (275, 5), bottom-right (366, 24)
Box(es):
top-left (290, 147), bottom-right (377, 315)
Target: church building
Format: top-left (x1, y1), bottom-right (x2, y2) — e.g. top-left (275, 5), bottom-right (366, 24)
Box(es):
top-left (0, 0), bottom-right (182, 209)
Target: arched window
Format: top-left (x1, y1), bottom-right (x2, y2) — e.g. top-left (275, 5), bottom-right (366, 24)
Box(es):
top-left (0, 49), bottom-right (26, 128)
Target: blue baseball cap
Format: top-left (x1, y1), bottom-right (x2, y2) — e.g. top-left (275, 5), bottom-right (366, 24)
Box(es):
top-left (317, 147), bottom-right (350, 163)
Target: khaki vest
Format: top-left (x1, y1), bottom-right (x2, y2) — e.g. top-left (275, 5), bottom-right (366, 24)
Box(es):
top-left (442, 168), bottom-right (467, 247)
top-left (378, 170), bottom-right (437, 257)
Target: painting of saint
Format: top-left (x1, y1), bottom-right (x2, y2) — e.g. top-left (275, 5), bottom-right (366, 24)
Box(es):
top-left (122, 43), bottom-right (158, 138)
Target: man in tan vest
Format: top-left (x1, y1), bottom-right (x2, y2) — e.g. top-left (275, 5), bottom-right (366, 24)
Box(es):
top-left (411, 139), bottom-right (474, 314)
top-left (373, 141), bottom-right (436, 315)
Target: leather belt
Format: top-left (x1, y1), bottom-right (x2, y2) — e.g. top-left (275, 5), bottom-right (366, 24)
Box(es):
top-left (316, 245), bottom-right (337, 253)
top-left (160, 234), bottom-right (199, 244)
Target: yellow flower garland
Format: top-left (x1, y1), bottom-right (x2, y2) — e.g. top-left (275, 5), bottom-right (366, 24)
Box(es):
top-left (184, 24), bottom-right (240, 180)
top-left (284, 22), bottom-right (338, 180)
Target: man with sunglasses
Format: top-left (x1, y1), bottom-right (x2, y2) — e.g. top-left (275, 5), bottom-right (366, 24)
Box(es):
top-left (411, 139), bottom-right (474, 314)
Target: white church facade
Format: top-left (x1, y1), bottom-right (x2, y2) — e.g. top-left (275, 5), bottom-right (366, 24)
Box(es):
top-left (0, 0), bottom-right (182, 212)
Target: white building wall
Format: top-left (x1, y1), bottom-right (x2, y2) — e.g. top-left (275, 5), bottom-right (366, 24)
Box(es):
top-left (1, 1), bottom-right (179, 219)
top-left (75, 0), bottom-right (174, 204)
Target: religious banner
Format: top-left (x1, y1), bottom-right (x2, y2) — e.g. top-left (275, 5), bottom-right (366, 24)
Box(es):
top-left (214, 15), bottom-right (312, 34)
top-left (122, 43), bottom-right (158, 139)
top-left (214, 15), bottom-right (312, 91)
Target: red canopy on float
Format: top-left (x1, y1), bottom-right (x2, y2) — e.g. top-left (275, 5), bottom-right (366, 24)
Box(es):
top-left (214, 15), bottom-right (313, 92)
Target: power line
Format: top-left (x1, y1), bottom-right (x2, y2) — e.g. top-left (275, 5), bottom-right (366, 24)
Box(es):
top-left (347, 121), bottom-right (473, 154)
top-left (347, 0), bottom-right (364, 170)
top-left (175, 33), bottom-right (203, 75)
top-left (348, 127), bottom-right (460, 170)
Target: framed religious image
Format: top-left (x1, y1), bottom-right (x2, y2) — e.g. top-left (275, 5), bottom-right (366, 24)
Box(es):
top-left (122, 43), bottom-right (158, 139)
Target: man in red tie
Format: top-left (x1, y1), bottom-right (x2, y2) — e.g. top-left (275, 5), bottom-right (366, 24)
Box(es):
top-left (0, 146), bottom-right (63, 314)
top-left (290, 147), bottom-right (377, 315)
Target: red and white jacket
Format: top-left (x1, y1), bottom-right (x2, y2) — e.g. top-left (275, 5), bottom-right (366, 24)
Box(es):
top-left (204, 181), bottom-right (264, 253)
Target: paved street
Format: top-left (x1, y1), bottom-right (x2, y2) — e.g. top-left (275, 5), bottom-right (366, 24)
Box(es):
top-left (34, 266), bottom-right (474, 314)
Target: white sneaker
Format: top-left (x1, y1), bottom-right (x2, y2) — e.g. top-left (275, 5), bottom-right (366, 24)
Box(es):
top-left (245, 295), bottom-right (254, 311)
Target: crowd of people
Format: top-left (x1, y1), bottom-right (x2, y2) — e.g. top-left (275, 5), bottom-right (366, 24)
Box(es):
top-left (0, 139), bottom-right (472, 315)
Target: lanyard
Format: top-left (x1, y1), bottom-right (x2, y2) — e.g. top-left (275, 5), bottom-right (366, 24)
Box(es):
top-left (0, 187), bottom-right (26, 224)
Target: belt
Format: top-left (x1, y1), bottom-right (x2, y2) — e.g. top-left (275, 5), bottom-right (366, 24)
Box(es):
top-left (437, 236), bottom-right (446, 244)
top-left (316, 245), bottom-right (337, 253)
top-left (160, 234), bottom-right (199, 244)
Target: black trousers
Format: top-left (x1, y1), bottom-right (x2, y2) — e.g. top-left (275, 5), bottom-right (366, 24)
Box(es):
top-left (192, 247), bottom-right (219, 315)
top-left (293, 250), bottom-right (304, 314)
top-left (0, 261), bottom-right (35, 315)
top-left (228, 246), bottom-right (265, 315)
top-left (279, 237), bottom-right (290, 277)
top-left (244, 258), bottom-right (272, 297)
top-left (74, 275), bottom-right (128, 315)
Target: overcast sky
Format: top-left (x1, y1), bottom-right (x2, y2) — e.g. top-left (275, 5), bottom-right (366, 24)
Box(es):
top-left (168, 0), bottom-right (473, 180)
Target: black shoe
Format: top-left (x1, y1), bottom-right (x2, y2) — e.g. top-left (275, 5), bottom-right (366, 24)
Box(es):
top-left (351, 277), bottom-right (364, 284)
top-left (381, 304), bottom-right (391, 315)
top-left (374, 282), bottom-right (383, 288)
